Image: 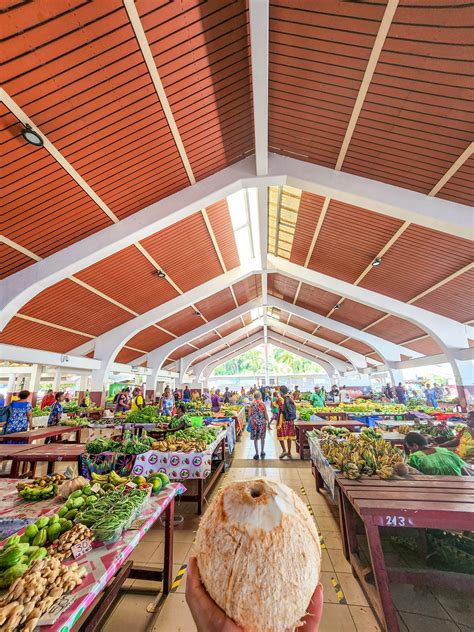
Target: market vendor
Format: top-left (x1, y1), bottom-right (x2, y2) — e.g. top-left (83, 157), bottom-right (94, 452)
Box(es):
top-left (48, 391), bottom-right (64, 426)
top-left (310, 386), bottom-right (325, 407)
top-left (40, 388), bottom-right (55, 409)
top-left (211, 389), bottom-right (222, 413)
top-left (115, 387), bottom-right (130, 413)
top-left (2, 389), bottom-right (33, 434)
top-left (130, 386), bottom-right (144, 411)
top-left (160, 386), bottom-right (175, 416)
top-left (438, 411), bottom-right (474, 462)
top-left (404, 431), bottom-right (469, 476)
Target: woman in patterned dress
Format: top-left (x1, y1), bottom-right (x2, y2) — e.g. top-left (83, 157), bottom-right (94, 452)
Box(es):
top-left (160, 386), bottom-right (175, 416)
top-left (3, 390), bottom-right (33, 434)
top-left (276, 385), bottom-right (296, 459)
top-left (48, 391), bottom-right (64, 426)
top-left (247, 390), bottom-right (269, 460)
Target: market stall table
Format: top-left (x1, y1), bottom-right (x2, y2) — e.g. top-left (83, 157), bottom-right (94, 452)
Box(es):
top-left (132, 429), bottom-right (227, 514)
top-left (0, 444), bottom-right (37, 478)
top-left (295, 419), bottom-right (366, 460)
top-left (336, 474), bottom-right (474, 632)
top-left (10, 443), bottom-right (86, 477)
top-left (0, 479), bottom-right (184, 630)
top-left (0, 425), bottom-right (82, 444)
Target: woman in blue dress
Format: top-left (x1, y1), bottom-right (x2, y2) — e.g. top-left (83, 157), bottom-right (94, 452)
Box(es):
top-left (3, 390), bottom-right (33, 434)
top-left (160, 386), bottom-right (174, 416)
top-left (48, 392), bottom-right (64, 426)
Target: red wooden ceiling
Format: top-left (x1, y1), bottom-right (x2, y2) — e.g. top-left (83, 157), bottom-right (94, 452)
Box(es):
top-left (436, 156), bottom-right (474, 207)
top-left (121, 326), bottom-right (174, 356)
top-left (195, 288), bottom-right (237, 321)
top-left (204, 199), bottom-right (240, 271)
top-left (0, 316), bottom-right (91, 354)
top-left (289, 192), bottom-right (326, 266)
top-left (267, 273), bottom-right (300, 303)
top-left (413, 269), bottom-right (474, 324)
top-left (232, 275), bottom-right (262, 305)
top-left (0, 242), bottom-right (35, 279)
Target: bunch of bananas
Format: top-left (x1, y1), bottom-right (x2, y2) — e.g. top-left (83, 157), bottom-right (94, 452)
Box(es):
top-left (398, 424), bottom-right (411, 435)
top-left (315, 429), bottom-right (404, 480)
top-left (152, 438), bottom-right (208, 452)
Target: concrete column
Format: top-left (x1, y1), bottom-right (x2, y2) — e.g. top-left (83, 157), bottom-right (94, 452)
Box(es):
top-left (52, 369), bottom-right (62, 392)
top-left (388, 367), bottom-right (404, 387)
top-left (447, 355), bottom-right (474, 411)
top-left (78, 374), bottom-right (88, 403)
top-left (29, 364), bottom-right (43, 406)
top-left (5, 373), bottom-right (16, 405)
top-left (90, 367), bottom-right (107, 407)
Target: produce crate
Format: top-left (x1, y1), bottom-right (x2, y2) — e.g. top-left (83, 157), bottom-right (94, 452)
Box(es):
top-left (80, 451), bottom-right (137, 479)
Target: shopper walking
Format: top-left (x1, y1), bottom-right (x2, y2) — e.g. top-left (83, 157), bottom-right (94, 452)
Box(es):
top-left (310, 386), bottom-right (325, 407)
top-left (276, 385), bottom-right (297, 459)
top-left (395, 382), bottom-right (407, 405)
top-left (160, 386), bottom-right (175, 416)
top-left (2, 390), bottom-right (32, 434)
top-left (247, 391), bottom-right (269, 460)
top-left (339, 385), bottom-right (350, 403)
top-left (223, 387), bottom-right (231, 404)
top-left (48, 392), bottom-right (64, 426)
top-left (424, 384), bottom-right (438, 408)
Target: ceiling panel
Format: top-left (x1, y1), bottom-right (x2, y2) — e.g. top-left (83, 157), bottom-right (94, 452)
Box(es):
top-left (269, 0), bottom-right (386, 168)
top-left (342, 1), bottom-right (473, 194)
top-left (290, 191), bottom-right (326, 267)
top-left (403, 337), bottom-right (444, 356)
top-left (195, 288), bottom-right (236, 321)
top-left (340, 339), bottom-right (374, 355)
top-left (286, 314), bottom-right (315, 335)
top-left (191, 331), bottom-right (221, 349)
top-left (360, 225), bottom-right (474, 302)
top-left (307, 200), bottom-right (404, 284)
top-left (268, 273), bottom-right (300, 303)
top-left (232, 275), bottom-right (261, 305)
top-left (19, 279), bottom-right (133, 337)
top-left (205, 199), bottom-right (240, 271)
top-left (436, 155), bottom-right (474, 206)
top-left (295, 283), bottom-right (340, 315)
top-left (0, 317), bottom-right (91, 353)
top-left (75, 245), bottom-right (179, 314)
top-left (413, 269), bottom-right (474, 323)
top-left (138, 0), bottom-right (254, 181)
top-left (123, 326), bottom-right (174, 354)
top-left (367, 316), bottom-right (427, 345)
top-left (314, 327), bottom-right (346, 345)
top-left (167, 343), bottom-right (198, 362)
top-left (140, 212), bottom-right (223, 292)
top-left (217, 318), bottom-right (244, 338)
top-left (330, 300), bottom-right (385, 330)
top-left (0, 242), bottom-right (36, 279)
top-left (156, 307), bottom-right (204, 338)
top-left (114, 347), bottom-right (142, 364)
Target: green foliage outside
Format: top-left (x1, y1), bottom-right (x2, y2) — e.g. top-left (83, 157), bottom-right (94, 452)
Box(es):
top-left (213, 345), bottom-right (324, 376)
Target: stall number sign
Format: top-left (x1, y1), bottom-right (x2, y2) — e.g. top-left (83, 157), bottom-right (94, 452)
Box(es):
top-left (385, 515), bottom-right (406, 527)
top-left (38, 594), bottom-right (77, 626)
top-left (72, 538), bottom-right (92, 560)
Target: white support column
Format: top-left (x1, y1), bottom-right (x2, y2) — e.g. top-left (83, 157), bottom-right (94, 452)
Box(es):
top-left (78, 374), bottom-right (88, 402)
top-left (6, 373), bottom-right (16, 405)
top-left (52, 369), bottom-right (62, 392)
top-left (29, 364), bottom-right (43, 406)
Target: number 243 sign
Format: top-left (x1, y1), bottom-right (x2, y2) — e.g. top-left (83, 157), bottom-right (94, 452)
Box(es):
top-left (385, 515), bottom-right (408, 527)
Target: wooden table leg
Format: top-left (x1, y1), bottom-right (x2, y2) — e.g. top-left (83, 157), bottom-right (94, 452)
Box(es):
top-left (47, 460), bottom-right (54, 475)
top-left (197, 478), bottom-right (204, 515)
top-left (10, 458), bottom-right (20, 478)
top-left (341, 492), bottom-right (358, 562)
top-left (365, 520), bottom-right (400, 632)
top-left (162, 499), bottom-right (175, 594)
top-left (299, 428), bottom-right (305, 460)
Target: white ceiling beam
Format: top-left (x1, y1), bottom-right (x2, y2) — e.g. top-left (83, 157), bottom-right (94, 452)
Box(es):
top-left (0, 157), bottom-right (257, 331)
top-left (135, 298), bottom-right (262, 368)
top-left (249, 0), bottom-right (269, 176)
top-left (270, 297), bottom-right (419, 361)
top-left (270, 256), bottom-right (472, 351)
top-left (268, 317), bottom-right (370, 368)
top-left (176, 319), bottom-right (265, 378)
top-left (83, 263), bottom-right (259, 373)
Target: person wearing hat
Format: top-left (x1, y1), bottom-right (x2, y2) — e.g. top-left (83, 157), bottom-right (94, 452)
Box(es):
top-left (276, 385), bottom-right (297, 459)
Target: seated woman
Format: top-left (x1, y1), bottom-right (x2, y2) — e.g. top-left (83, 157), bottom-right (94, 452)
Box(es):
top-left (438, 411), bottom-right (474, 462)
top-left (404, 431), bottom-right (469, 476)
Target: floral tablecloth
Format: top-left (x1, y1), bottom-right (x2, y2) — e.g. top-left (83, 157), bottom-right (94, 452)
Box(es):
top-left (132, 429), bottom-right (226, 481)
top-left (42, 482), bottom-right (185, 632)
top-left (308, 435), bottom-right (338, 502)
top-left (0, 478), bottom-right (62, 521)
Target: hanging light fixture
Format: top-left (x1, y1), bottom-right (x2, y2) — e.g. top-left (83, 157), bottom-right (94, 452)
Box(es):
top-left (153, 270), bottom-right (166, 278)
top-left (334, 304), bottom-right (341, 310)
top-left (194, 311), bottom-right (201, 316)
top-left (21, 124), bottom-right (43, 147)
top-left (371, 257), bottom-right (382, 267)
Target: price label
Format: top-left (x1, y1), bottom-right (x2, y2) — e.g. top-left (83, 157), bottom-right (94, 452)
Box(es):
top-left (90, 483), bottom-right (101, 493)
top-left (38, 594), bottom-right (76, 626)
top-left (125, 481), bottom-right (137, 490)
top-left (71, 538), bottom-right (92, 560)
top-left (129, 518), bottom-right (147, 530)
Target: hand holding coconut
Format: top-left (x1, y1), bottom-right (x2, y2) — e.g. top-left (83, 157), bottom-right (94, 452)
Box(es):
top-left (191, 479), bottom-right (323, 632)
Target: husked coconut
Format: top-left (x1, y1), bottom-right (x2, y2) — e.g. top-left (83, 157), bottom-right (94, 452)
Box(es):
top-left (195, 478), bottom-right (321, 632)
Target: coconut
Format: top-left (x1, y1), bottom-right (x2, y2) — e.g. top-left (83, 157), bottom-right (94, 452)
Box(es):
top-left (194, 478), bottom-right (321, 632)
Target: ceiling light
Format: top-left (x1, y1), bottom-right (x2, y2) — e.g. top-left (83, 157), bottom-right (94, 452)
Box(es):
top-left (194, 311), bottom-right (201, 316)
top-left (371, 257), bottom-right (382, 267)
top-left (334, 304), bottom-right (341, 310)
top-left (154, 270), bottom-right (166, 278)
top-left (21, 124), bottom-right (43, 147)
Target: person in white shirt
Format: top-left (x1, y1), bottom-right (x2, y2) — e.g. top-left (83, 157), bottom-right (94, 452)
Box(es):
top-left (339, 385), bottom-right (350, 403)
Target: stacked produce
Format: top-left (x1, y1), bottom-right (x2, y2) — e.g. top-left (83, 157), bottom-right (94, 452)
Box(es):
top-left (413, 422), bottom-right (454, 441)
top-left (319, 425), bottom-right (350, 437)
top-left (151, 426), bottom-right (219, 452)
top-left (17, 474), bottom-right (65, 501)
top-left (75, 487), bottom-right (149, 543)
top-left (48, 524), bottom-right (94, 561)
top-left (220, 404), bottom-right (242, 416)
top-left (0, 556), bottom-right (86, 632)
top-left (311, 427), bottom-right (405, 480)
top-left (85, 433), bottom-right (154, 455)
top-left (125, 406), bottom-right (168, 425)
top-left (30, 405), bottom-right (51, 417)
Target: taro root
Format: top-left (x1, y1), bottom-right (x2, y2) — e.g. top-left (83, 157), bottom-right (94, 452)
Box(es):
top-left (195, 479), bottom-right (321, 632)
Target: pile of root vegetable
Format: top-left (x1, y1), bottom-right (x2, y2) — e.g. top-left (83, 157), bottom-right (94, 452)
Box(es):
top-left (311, 427), bottom-right (407, 480)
